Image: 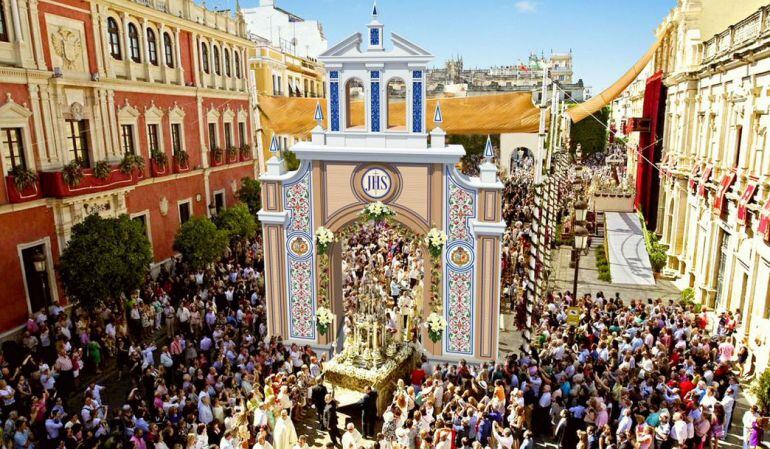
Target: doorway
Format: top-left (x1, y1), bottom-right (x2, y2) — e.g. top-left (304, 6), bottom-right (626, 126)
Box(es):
top-left (20, 243), bottom-right (52, 314)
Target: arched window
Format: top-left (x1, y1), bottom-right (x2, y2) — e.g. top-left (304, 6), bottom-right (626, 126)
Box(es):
top-left (128, 23), bottom-right (141, 62)
top-left (213, 45), bottom-right (221, 75)
top-left (234, 51), bottom-right (241, 79)
top-left (224, 49), bottom-right (231, 77)
top-left (163, 33), bottom-right (174, 68)
top-left (147, 28), bottom-right (158, 65)
top-left (107, 18), bottom-right (121, 60)
top-left (386, 78), bottom-right (406, 130)
top-left (0, 0), bottom-right (8, 42)
top-left (201, 42), bottom-right (209, 73)
top-left (345, 78), bottom-right (365, 130)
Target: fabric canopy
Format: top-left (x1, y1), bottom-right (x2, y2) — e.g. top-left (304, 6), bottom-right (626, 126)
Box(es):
top-left (566, 27), bottom-right (670, 123)
top-left (257, 91), bottom-right (542, 138)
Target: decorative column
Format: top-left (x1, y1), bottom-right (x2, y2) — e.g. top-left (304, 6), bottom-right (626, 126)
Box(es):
top-left (28, 0), bottom-right (46, 70)
top-left (369, 68), bottom-right (381, 132)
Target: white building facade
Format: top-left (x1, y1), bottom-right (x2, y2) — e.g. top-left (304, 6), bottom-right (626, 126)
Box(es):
top-left (242, 0), bottom-right (328, 59)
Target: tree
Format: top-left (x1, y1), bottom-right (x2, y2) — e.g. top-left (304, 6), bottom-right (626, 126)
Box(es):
top-left (173, 216), bottom-right (229, 270)
top-left (59, 214), bottom-right (152, 306)
top-left (448, 134), bottom-right (500, 176)
top-left (237, 177), bottom-right (262, 215)
top-left (569, 105), bottom-right (609, 156)
top-left (751, 368), bottom-right (770, 414)
top-left (283, 150), bottom-right (300, 171)
top-left (216, 203), bottom-right (258, 241)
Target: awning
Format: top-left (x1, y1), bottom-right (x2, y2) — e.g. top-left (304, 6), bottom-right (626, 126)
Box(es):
top-left (698, 166), bottom-right (713, 198)
top-left (737, 183), bottom-right (758, 222)
top-left (688, 164), bottom-right (701, 191)
top-left (567, 25), bottom-right (671, 123)
top-left (758, 198), bottom-right (770, 241)
top-left (713, 172), bottom-right (736, 212)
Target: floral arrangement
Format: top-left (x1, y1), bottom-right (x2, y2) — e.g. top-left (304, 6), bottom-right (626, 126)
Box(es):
top-left (315, 227), bottom-right (334, 255)
top-left (173, 150), bottom-right (190, 166)
top-left (361, 201), bottom-right (395, 223)
top-left (151, 150), bottom-right (168, 167)
top-left (239, 144), bottom-right (251, 158)
top-left (226, 146), bottom-right (238, 158)
top-left (10, 165), bottom-right (38, 190)
top-left (315, 306), bottom-right (334, 335)
top-left (425, 312), bottom-right (447, 343)
top-left (119, 153), bottom-right (145, 174)
top-left (62, 161), bottom-right (84, 187)
top-left (425, 228), bottom-right (447, 259)
top-left (93, 160), bottom-right (112, 179)
top-left (211, 146), bottom-right (223, 162)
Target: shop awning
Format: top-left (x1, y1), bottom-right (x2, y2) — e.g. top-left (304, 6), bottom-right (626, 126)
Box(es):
top-left (566, 26), bottom-right (670, 123)
top-left (698, 166), bottom-right (713, 198)
top-left (737, 182), bottom-right (758, 223)
top-left (714, 172), bottom-right (736, 212)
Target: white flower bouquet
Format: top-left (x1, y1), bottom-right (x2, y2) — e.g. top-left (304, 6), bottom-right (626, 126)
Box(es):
top-left (316, 306), bottom-right (334, 335)
top-left (425, 312), bottom-right (447, 343)
top-left (361, 201), bottom-right (395, 223)
top-left (315, 227), bottom-right (335, 255)
top-left (425, 228), bottom-right (447, 259)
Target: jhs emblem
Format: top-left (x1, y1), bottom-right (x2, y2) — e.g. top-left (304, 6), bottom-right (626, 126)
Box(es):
top-left (361, 168), bottom-right (391, 199)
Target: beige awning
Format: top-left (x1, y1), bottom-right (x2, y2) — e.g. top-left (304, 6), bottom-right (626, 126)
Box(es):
top-left (566, 27), bottom-right (669, 123)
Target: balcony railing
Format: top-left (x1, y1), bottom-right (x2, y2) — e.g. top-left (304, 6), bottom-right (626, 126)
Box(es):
top-left (702, 7), bottom-right (769, 63)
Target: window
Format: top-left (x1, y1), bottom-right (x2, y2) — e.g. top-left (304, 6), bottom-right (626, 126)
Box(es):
top-left (734, 125), bottom-right (743, 168)
top-left (234, 52), bottom-right (241, 78)
top-left (213, 45), bottom-right (220, 75)
top-left (224, 49), bottom-right (230, 77)
top-left (208, 123), bottom-right (217, 149)
top-left (304, 79), bottom-right (309, 98)
top-left (178, 201), bottom-right (191, 224)
top-left (128, 23), bottom-right (141, 62)
top-left (107, 18), bottom-right (121, 60)
top-left (272, 75), bottom-right (280, 95)
top-left (66, 120), bottom-right (90, 166)
top-left (163, 33), bottom-right (174, 68)
top-left (171, 123), bottom-right (182, 154)
top-left (120, 124), bottom-right (135, 154)
top-left (147, 28), bottom-right (158, 65)
top-left (0, 0), bottom-right (8, 42)
top-left (224, 123), bottom-right (233, 148)
top-left (238, 122), bottom-right (246, 147)
top-left (201, 43), bottom-right (209, 73)
top-left (147, 124), bottom-right (160, 153)
top-left (131, 213), bottom-right (148, 237)
top-left (2, 128), bottom-right (26, 170)
top-left (213, 191), bottom-right (224, 213)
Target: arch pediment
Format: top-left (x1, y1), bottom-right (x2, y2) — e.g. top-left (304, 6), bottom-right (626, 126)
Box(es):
top-left (168, 102), bottom-right (185, 121)
top-left (0, 94), bottom-right (32, 123)
top-left (117, 99), bottom-right (140, 120)
top-left (144, 101), bottom-right (165, 122)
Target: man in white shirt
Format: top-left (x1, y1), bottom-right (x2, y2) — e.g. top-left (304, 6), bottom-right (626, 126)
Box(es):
top-left (341, 423), bottom-right (362, 449)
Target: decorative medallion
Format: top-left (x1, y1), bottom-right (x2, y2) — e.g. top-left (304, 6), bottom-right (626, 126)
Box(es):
top-left (361, 167), bottom-right (391, 199)
top-left (51, 26), bottom-right (83, 70)
top-left (288, 235), bottom-right (311, 258)
top-left (447, 245), bottom-right (473, 269)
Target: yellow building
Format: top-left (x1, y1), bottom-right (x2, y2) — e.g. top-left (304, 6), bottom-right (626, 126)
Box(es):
top-left (248, 37), bottom-right (325, 167)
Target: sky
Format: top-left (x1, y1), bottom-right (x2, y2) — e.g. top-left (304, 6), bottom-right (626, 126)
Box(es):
top-left (234, 0), bottom-right (675, 92)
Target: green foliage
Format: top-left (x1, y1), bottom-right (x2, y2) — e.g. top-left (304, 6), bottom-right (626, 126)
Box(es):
top-left (9, 165), bottom-right (37, 190)
top-left (173, 150), bottom-right (190, 166)
top-left (448, 134), bottom-right (500, 176)
top-left (283, 150), bottom-right (300, 171)
top-left (59, 214), bottom-right (152, 306)
top-left (62, 161), bottom-right (84, 187)
top-left (570, 105), bottom-right (609, 155)
top-left (237, 178), bottom-right (262, 215)
top-left (151, 150), bottom-right (168, 166)
top-left (93, 161), bottom-right (111, 179)
top-left (120, 153), bottom-right (145, 174)
top-left (216, 203), bottom-right (258, 241)
top-left (639, 211), bottom-right (668, 273)
top-left (173, 216), bottom-right (229, 270)
top-left (751, 368), bottom-right (770, 414)
top-left (596, 244), bottom-right (612, 283)
top-left (681, 287), bottom-right (695, 304)
top-left (239, 144), bottom-right (251, 158)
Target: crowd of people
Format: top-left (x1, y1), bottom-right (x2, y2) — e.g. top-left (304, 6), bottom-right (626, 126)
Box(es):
top-left (0, 151), bottom-right (766, 449)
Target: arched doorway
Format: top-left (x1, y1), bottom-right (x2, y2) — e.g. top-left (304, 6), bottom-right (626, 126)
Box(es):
top-left (345, 78), bottom-right (365, 130)
top-left (510, 147), bottom-right (533, 171)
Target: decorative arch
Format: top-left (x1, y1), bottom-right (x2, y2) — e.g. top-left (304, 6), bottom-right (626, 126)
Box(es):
top-left (385, 76), bottom-right (407, 131)
top-left (344, 77), bottom-right (365, 130)
top-left (324, 202), bottom-right (430, 236)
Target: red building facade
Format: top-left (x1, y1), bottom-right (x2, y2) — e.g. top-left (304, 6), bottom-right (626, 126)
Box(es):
top-left (0, 0), bottom-right (258, 333)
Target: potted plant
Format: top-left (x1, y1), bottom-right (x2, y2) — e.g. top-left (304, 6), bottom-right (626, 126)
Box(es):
top-left (226, 146), bottom-right (238, 163)
top-left (239, 144), bottom-right (251, 161)
top-left (120, 153), bottom-right (145, 175)
top-left (173, 150), bottom-right (190, 173)
top-left (150, 150), bottom-right (168, 176)
top-left (62, 161), bottom-right (84, 187)
top-left (210, 146), bottom-right (223, 166)
top-left (9, 165), bottom-right (38, 191)
top-left (93, 160), bottom-right (111, 180)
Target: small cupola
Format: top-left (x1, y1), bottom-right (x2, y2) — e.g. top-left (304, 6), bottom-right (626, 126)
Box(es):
top-left (367, 2), bottom-right (384, 52)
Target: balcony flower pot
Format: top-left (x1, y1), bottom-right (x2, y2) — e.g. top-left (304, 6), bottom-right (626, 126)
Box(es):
top-left (172, 151), bottom-right (190, 173)
top-left (41, 162), bottom-right (135, 198)
top-left (5, 171), bottom-right (42, 203)
top-left (150, 151), bottom-right (169, 177)
top-left (210, 147), bottom-right (224, 167)
top-left (239, 145), bottom-right (251, 161)
top-left (226, 146), bottom-right (238, 163)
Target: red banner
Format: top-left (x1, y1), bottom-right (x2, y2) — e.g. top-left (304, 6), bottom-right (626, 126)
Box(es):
top-left (688, 164), bottom-right (701, 191)
top-left (737, 183), bottom-right (758, 223)
top-left (758, 199), bottom-right (770, 241)
top-left (698, 166), bottom-right (712, 198)
top-left (713, 172), bottom-right (736, 212)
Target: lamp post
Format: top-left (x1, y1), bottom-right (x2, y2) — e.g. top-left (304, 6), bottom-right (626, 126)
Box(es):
top-left (31, 249), bottom-right (50, 311)
top-left (208, 202), bottom-right (217, 218)
top-left (572, 224), bottom-right (589, 299)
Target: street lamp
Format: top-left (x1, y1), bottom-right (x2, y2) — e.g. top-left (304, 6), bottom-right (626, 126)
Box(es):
top-left (574, 199), bottom-right (588, 223)
top-left (31, 249), bottom-right (50, 311)
top-left (208, 203), bottom-right (217, 217)
top-left (572, 225), bottom-right (589, 300)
